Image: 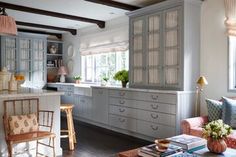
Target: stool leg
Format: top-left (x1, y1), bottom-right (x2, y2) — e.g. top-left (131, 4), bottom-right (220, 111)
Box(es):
top-left (71, 112), bottom-right (77, 144)
top-left (66, 109), bottom-right (74, 150)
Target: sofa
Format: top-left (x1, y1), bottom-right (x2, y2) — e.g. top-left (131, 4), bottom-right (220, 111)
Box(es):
top-left (181, 116), bottom-right (236, 149)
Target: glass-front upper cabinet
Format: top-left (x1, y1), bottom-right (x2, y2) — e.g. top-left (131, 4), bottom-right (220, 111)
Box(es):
top-left (19, 38), bottom-right (31, 82)
top-left (163, 8), bottom-right (180, 88)
top-left (1, 36), bottom-right (17, 72)
top-left (147, 13), bottom-right (161, 86)
top-left (32, 38), bottom-right (46, 84)
top-left (131, 17), bottom-right (145, 85)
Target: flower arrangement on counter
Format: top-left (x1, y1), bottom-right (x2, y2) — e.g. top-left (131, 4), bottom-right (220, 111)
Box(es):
top-left (203, 119), bottom-right (232, 140)
top-left (73, 75), bottom-right (82, 84)
top-left (113, 70), bottom-right (129, 88)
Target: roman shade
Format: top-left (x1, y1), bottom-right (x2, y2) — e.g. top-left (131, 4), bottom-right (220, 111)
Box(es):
top-left (224, 0), bottom-right (236, 36)
top-left (80, 41), bottom-right (129, 56)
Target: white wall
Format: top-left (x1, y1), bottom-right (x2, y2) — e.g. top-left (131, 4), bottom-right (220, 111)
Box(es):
top-left (62, 16), bottom-right (129, 78)
top-left (200, 0), bottom-right (235, 115)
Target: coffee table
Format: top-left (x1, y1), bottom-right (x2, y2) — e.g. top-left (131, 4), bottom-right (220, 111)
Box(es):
top-left (117, 146), bottom-right (236, 157)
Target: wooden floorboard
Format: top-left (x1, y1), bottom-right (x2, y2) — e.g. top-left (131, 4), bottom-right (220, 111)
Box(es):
top-left (61, 117), bottom-right (151, 157)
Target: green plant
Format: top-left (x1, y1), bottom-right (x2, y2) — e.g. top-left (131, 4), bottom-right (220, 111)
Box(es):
top-left (203, 119), bottom-right (232, 140)
top-left (113, 70), bottom-right (129, 83)
top-left (73, 75), bottom-right (82, 80)
top-left (102, 77), bottom-right (109, 82)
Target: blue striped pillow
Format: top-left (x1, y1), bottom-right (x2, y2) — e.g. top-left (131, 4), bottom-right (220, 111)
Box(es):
top-left (222, 97), bottom-right (236, 129)
top-left (206, 99), bottom-right (222, 122)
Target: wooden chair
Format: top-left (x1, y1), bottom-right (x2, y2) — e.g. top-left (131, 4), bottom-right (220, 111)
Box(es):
top-left (3, 98), bottom-right (56, 157)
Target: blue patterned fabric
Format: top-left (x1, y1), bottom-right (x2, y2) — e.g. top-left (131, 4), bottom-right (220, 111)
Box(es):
top-left (206, 99), bottom-right (222, 122)
top-left (222, 97), bottom-right (236, 129)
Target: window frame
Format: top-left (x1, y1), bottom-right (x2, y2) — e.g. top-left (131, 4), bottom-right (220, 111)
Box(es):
top-left (228, 36), bottom-right (236, 91)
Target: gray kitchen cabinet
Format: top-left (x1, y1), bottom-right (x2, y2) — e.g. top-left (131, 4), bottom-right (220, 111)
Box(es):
top-left (0, 33), bottom-right (47, 87)
top-left (128, 0), bottom-right (201, 90)
top-left (92, 87), bottom-right (108, 124)
top-left (57, 85), bottom-right (74, 104)
top-left (74, 95), bottom-right (92, 120)
top-left (108, 88), bottom-right (195, 140)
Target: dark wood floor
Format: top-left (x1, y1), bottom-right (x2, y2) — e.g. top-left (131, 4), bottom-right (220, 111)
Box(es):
top-left (61, 117), bottom-right (151, 157)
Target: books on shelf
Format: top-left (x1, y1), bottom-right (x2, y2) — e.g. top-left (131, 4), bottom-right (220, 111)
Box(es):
top-left (138, 144), bottom-right (183, 157)
top-left (168, 134), bottom-right (206, 152)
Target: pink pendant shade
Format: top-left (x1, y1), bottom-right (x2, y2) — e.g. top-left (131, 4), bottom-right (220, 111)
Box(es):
top-left (58, 66), bottom-right (68, 75)
top-left (0, 15), bottom-right (17, 36)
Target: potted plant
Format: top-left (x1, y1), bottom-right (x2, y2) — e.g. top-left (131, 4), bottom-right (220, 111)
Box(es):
top-left (101, 76), bottom-right (109, 86)
top-left (203, 119), bottom-right (232, 153)
top-left (73, 75), bottom-right (82, 84)
top-left (113, 70), bottom-right (129, 88)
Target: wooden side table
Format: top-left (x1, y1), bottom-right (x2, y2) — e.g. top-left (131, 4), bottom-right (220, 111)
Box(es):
top-left (117, 149), bottom-right (139, 157)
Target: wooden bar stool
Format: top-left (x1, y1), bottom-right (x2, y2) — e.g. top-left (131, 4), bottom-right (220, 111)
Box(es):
top-left (60, 104), bottom-right (77, 150)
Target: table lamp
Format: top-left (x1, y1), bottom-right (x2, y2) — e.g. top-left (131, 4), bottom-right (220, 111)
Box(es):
top-left (58, 66), bottom-right (68, 83)
top-left (195, 76), bottom-right (208, 116)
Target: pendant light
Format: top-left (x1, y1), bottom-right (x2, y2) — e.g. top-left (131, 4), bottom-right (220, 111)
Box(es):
top-left (0, 8), bottom-right (17, 36)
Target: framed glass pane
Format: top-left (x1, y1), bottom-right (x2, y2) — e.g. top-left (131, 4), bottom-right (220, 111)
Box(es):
top-left (148, 68), bottom-right (161, 84)
top-left (165, 49), bottom-right (178, 66)
top-left (165, 68), bottom-right (178, 85)
top-left (133, 20), bottom-right (143, 35)
top-left (166, 10), bottom-right (178, 28)
top-left (165, 30), bottom-right (178, 47)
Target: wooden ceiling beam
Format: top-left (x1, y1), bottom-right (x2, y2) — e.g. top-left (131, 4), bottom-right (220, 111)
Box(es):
top-left (0, 2), bottom-right (105, 28)
top-left (16, 21), bottom-right (77, 35)
top-left (85, 0), bottom-right (141, 11)
top-left (18, 28), bottom-right (62, 39)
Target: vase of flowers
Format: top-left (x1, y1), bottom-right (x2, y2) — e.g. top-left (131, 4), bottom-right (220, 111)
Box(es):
top-left (73, 75), bottom-right (82, 84)
top-left (203, 119), bottom-right (232, 153)
top-left (113, 70), bottom-right (129, 88)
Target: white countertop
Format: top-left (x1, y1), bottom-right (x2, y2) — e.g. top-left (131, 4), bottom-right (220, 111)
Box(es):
top-left (47, 82), bottom-right (194, 94)
top-left (0, 87), bottom-right (64, 98)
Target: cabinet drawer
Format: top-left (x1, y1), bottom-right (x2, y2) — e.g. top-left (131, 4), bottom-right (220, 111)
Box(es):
top-left (136, 101), bottom-right (176, 114)
top-left (136, 92), bottom-right (177, 104)
top-left (109, 97), bottom-right (136, 108)
top-left (93, 88), bottom-right (107, 96)
top-left (136, 120), bottom-right (175, 138)
top-left (109, 105), bottom-right (136, 118)
top-left (109, 114), bottom-right (136, 132)
top-left (109, 90), bottom-right (134, 98)
top-left (137, 110), bottom-right (175, 126)
top-left (58, 85), bottom-right (74, 92)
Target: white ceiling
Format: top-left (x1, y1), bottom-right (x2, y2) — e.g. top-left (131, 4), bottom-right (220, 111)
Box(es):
top-left (1, 0), bottom-right (159, 34)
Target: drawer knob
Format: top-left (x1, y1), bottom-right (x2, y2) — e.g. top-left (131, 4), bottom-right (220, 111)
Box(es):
top-left (118, 118), bottom-right (126, 123)
top-left (151, 113), bottom-right (158, 119)
top-left (150, 125), bottom-right (158, 130)
top-left (119, 108), bottom-right (125, 112)
top-left (119, 100), bottom-right (125, 104)
top-left (151, 95), bottom-right (158, 100)
top-left (151, 104), bottom-right (158, 109)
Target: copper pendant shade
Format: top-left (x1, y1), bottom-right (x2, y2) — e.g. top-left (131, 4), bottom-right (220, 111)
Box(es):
top-left (0, 8), bottom-right (17, 36)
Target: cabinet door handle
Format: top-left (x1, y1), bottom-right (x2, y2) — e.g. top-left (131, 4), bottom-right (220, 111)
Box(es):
top-left (119, 100), bottom-right (125, 104)
top-left (151, 113), bottom-right (158, 119)
top-left (119, 108), bottom-right (126, 112)
top-left (118, 118), bottom-right (126, 123)
top-left (151, 104), bottom-right (158, 109)
top-left (151, 95), bottom-right (158, 100)
top-left (150, 125), bottom-right (158, 131)
top-left (119, 92), bottom-right (125, 96)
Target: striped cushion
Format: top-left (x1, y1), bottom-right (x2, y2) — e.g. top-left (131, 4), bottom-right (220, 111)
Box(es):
top-left (222, 97), bottom-right (236, 129)
top-left (206, 99), bottom-right (222, 122)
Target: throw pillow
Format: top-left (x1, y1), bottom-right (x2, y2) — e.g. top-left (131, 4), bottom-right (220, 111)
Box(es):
top-left (222, 97), bottom-right (236, 129)
top-left (206, 99), bottom-right (222, 122)
top-left (8, 113), bottom-right (38, 135)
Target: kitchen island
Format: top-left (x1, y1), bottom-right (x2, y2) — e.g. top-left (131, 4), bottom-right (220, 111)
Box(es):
top-left (0, 88), bottom-right (64, 157)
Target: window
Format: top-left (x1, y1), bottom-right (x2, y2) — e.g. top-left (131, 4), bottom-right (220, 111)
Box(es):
top-left (81, 50), bottom-right (129, 84)
top-left (229, 36), bottom-right (236, 90)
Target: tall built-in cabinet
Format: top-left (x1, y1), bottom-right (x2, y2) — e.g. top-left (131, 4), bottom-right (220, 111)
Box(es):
top-left (128, 0), bottom-right (201, 90)
top-left (1, 34), bottom-right (47, 87)
top-left (0, 33), bottom-right (64, 86)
